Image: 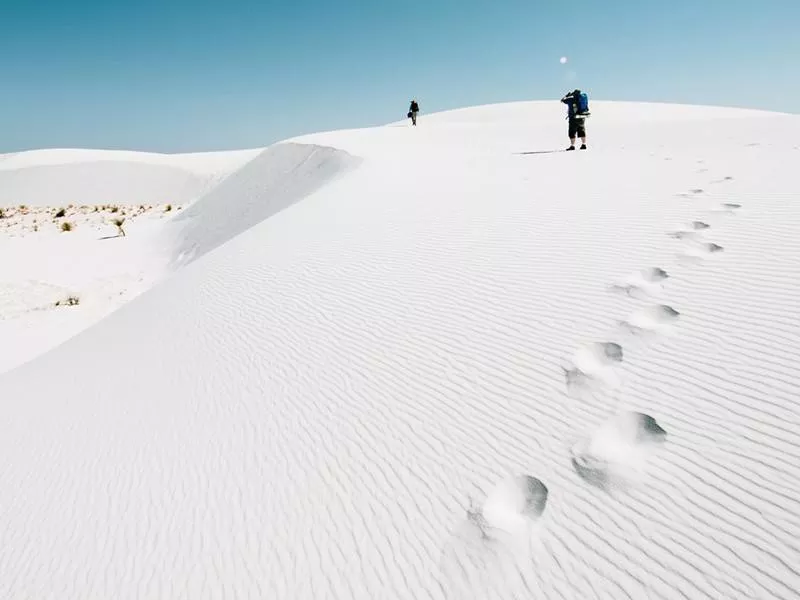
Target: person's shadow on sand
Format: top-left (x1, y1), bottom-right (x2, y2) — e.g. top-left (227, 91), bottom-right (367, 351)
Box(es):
top-left (514, 150), bottom-right (563, 155)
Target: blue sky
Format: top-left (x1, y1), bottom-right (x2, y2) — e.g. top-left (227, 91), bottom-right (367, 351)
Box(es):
top-left (1, 0), bottom-right (797, 152)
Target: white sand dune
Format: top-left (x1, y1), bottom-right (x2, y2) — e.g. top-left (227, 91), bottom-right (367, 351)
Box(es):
top-left (0, 142), bottom-right (357, 373)
top-left (0, 147), bottom-right (260, 208)
top-left (0, 147), bottom-right (262, 373)
top-left (1, 101), bottom-right (799, 599)
top-left (170, 142), bottom-right (360, 266)
top-left (0, 147), bottom-right (261, 175)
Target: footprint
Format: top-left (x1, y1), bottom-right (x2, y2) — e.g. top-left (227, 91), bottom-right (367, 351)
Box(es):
top-left (670, 220), bottom-right (710, 238)
top-left (668, 230), bottom-right (700, 240)
top-left (571, 412), bottom-right (667, 493)
top-left (690, 188), bottom-right (705, 194)
top-left (482, 475), bottom-right (549, 534)
top-left (681, 241), bottom-right (724, 259)
top-left (565, 342), bottom-right (624, 390)
top-left (610, 267), bottom-right (669, 298)
top-left (620, 304), bottom-right (680, 335)
top-left (440, 475), bottom-right (548, 598)
top-left (707, 202), bottom-right (742, 216)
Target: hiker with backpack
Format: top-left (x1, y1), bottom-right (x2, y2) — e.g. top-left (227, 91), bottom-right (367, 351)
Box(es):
top-left (561, 89), bottom-right (590, 150)
top-left (408, 99), bottom-right (419, 126)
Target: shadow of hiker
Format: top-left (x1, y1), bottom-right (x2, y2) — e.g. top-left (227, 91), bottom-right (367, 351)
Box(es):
top-left (515, 150), bottom-right (564, 155)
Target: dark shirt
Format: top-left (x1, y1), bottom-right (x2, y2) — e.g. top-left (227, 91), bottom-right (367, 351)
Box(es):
top-left (561, 94), bottom-right (579, 119)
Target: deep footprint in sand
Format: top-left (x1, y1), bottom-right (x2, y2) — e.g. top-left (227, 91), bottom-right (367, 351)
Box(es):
top-left (610, 267), bottom-right (669, 298)
top-left (669, 220), bottom-right (711, 240)
top-left (668, 230), bottom-right (699, 240)
top-left (440, 475), bottom-right (549, 598)
top-left (620, 304), bottom-right (680, 335)
top-left (565, 342), bottom-right (624, 390)
top-left (454, 475), bottom-right (549, 543)
top-left (681, 241), bottom-right (724, 259)
top-left (482, 475), bottom-right (549, 531)
top-left (669, 230), bottom-right (705, 240)
top-left (710, 202), bottom-right (742, 214)
top-left (571, 412), bottom-right (667, 492)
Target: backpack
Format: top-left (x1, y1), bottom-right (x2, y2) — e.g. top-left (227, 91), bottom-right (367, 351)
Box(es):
top-left (576, 92), bottom-right (590, 116)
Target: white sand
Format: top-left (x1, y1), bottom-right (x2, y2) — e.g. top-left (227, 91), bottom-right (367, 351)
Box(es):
top-left (1, 100), bottom-right (798, 599)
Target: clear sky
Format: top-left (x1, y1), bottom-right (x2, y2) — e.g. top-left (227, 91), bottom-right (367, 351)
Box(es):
top-left (1, 0), bottom-right (797, 153)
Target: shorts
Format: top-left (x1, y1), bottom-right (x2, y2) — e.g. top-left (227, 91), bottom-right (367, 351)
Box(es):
top-left (568, 117), bottom-right (586, 138)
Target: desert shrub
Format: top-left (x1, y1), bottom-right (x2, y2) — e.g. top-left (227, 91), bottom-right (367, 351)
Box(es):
top-left (164, 204), bottom-right (173, 212)
top-left (55, 208), bottom-right (66, 218)
top-left (110, 206), bottom-right (119, 213)
top-left (61, 221), bottom-right (73, 232)
top-left (113, 217), bottom-right (126, 237)
top-left (55, 296), bottom-right (80, 307)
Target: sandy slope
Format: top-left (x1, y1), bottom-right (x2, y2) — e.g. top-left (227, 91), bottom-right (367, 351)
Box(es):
top-left (0, 147), bottom-right (261, 373)
top-left (1, 101), bottom-right (799, 599)
top-left (170, 143), bottom-right (360, 266)
top-left (0, 147), bottom-right (261, 207)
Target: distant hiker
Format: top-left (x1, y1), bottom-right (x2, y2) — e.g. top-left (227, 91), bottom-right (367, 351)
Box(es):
top-left (561, 89), bottom-right (590, 150)
top-left (408, 99), bottom-right (420, 126)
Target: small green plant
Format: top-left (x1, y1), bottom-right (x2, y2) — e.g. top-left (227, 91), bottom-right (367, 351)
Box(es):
top-left (18, 204), bottom-right (27, 211)
top-left (164, 204), bottom-right (172, 212)
top-left (113, 217), bottom-right (126, 237)
top-left (55, 208), bottom-right (66, 218)
top-left (0, 208), bottom-right (5, 219)
top-left (61, 221), bottom-right (73, 232)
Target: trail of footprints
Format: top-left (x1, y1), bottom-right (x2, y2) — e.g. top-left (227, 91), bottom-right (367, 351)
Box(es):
top-left (445, 175), bottom-right (742, 585)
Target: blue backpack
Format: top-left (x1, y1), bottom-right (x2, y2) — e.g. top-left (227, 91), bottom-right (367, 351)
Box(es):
top-left (577, 92), bottom-right (590, 116)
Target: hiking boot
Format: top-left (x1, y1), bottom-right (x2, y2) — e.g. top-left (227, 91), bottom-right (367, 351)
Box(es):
top-left (580, 144), bottom-right (587, 150)
top-left (566, 146), bottom-right (576, 151)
